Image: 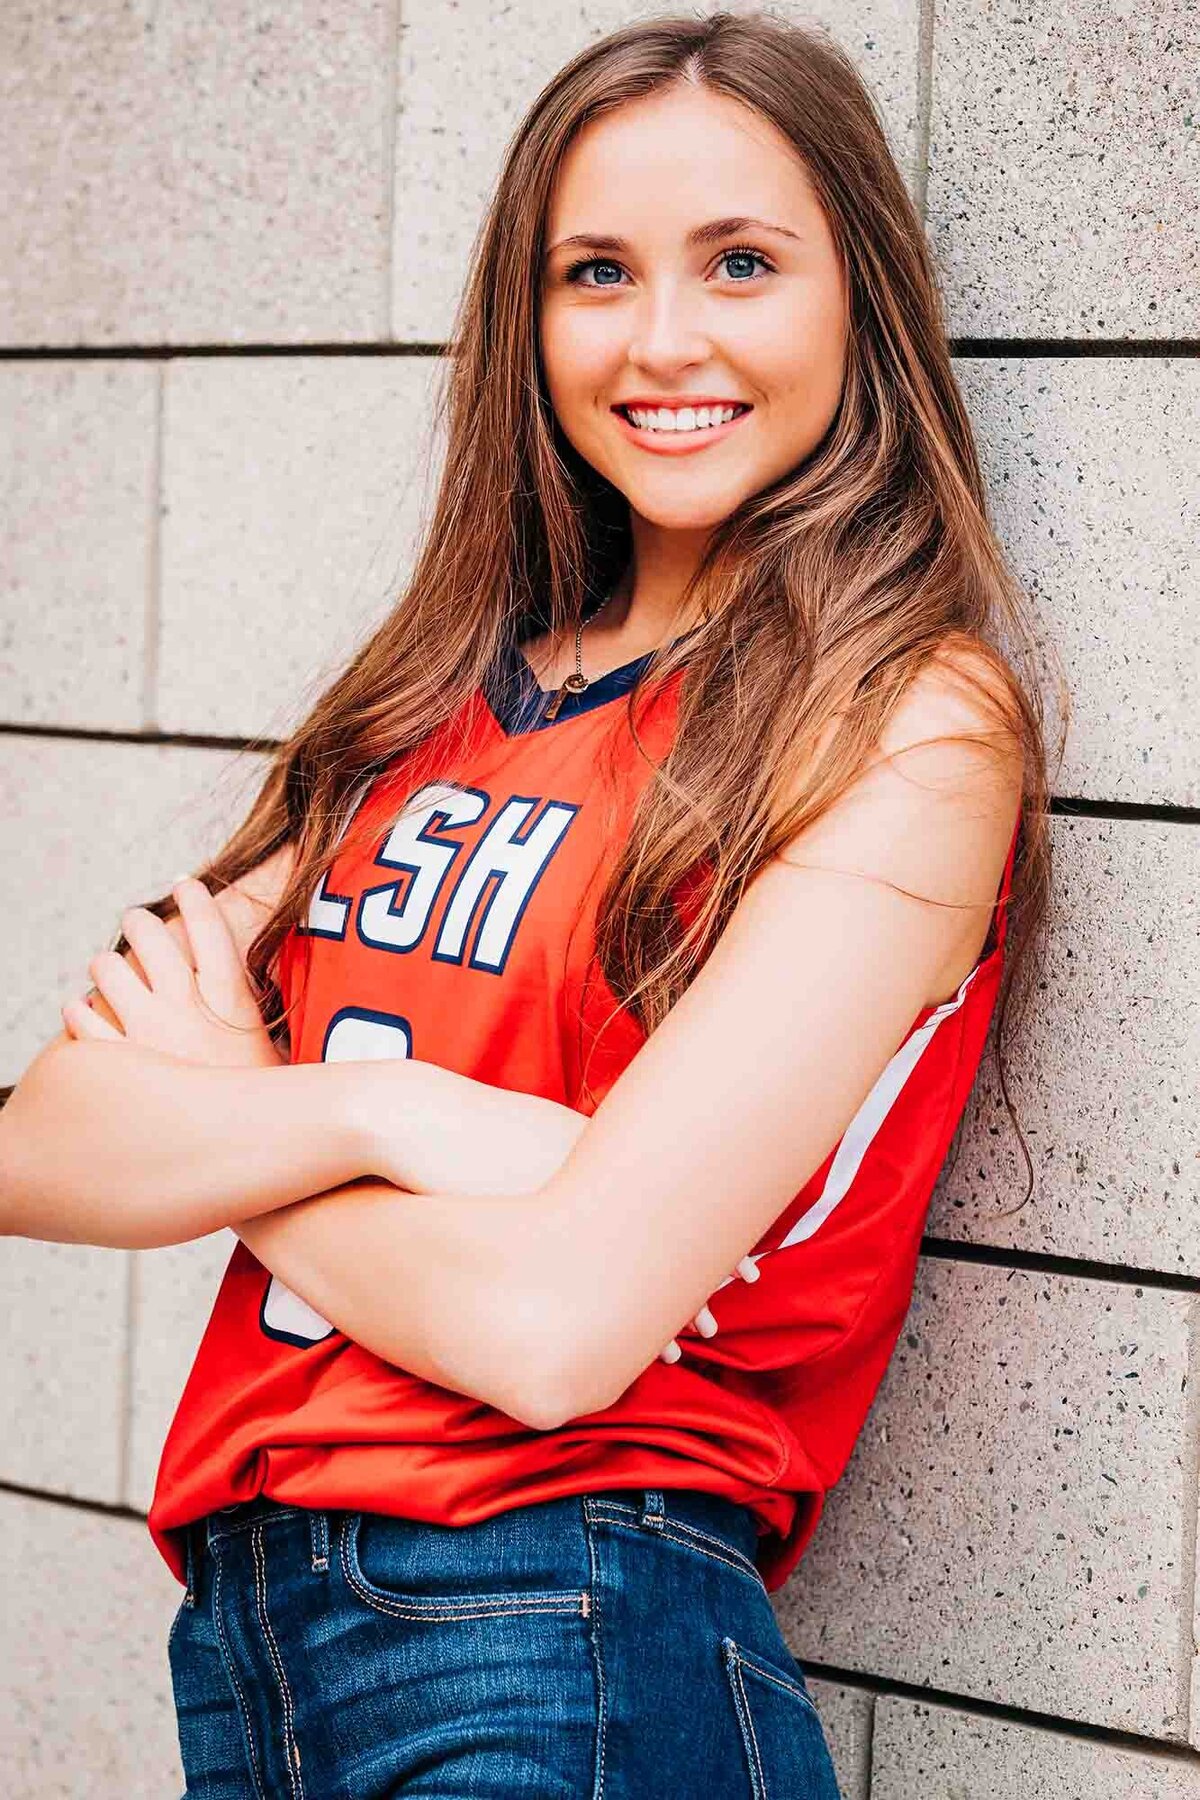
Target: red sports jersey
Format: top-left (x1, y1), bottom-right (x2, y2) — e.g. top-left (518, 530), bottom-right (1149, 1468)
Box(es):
top-left (148, 634), bottom-right (1019, 1594)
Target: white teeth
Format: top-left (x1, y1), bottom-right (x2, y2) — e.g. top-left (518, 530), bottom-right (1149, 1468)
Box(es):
top-left (625, 404), bottom-right (741, 433)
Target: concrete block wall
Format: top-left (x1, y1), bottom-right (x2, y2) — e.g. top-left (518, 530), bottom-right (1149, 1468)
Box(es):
top-left (0, 2), bottom-right (1195, 1794)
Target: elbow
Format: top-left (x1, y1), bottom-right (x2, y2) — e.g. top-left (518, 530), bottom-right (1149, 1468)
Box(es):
top-left (507, 1372), bottom-right (602, 1434)
top-left (503, 1302), bottom-right (618, 1432)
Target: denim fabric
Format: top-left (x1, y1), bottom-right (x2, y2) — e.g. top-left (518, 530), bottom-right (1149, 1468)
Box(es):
top-left (167, 1487), bottom-right (842, 1798)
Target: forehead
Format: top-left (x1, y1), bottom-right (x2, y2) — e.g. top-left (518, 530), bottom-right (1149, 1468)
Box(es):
top-left (546, 82), bottom-right (820, 233)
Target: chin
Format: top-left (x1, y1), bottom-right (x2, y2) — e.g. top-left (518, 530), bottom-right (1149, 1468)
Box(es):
top-left (622, 484), bottom-right (751, 533)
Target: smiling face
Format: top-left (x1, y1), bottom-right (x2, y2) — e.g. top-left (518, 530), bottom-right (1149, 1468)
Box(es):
top-left (539, 79), bottom-right (851, 546)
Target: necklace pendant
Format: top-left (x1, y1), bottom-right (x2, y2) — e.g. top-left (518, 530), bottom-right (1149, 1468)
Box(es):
top-left (542, 670), bottom-right (589, 722)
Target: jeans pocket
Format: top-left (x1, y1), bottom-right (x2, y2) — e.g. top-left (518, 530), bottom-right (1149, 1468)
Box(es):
top-left (340, 1510), bottom-right (590, 1623)
top-left (721, 1636), bottom-right (842, 1800)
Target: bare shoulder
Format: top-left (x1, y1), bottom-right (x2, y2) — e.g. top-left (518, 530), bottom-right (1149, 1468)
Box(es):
top-left (767, 637), bottom-right (1023, 1002)
top-left (875, 633), bottom-right (1025, 779)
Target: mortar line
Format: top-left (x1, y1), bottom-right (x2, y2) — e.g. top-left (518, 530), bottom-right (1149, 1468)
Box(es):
top-left (2, 721), bottom-right (1198, 828)
top-left (0, 338), bottom-right (1194, 362)
top-left (1179, 1298), bottom-right (1200, 1742)
top-left (116, 1251), bottom-right (137, 1507)
top-left (921, 1237), bottom-right (1200, 1294)
top-left (914, 0), bottom-right (936, 226)
top-left (4, 722), bottom-right (1198, 827)
top-left (381, 0), bottom-right (403, 340)
top-left (141, 362), bottom-right (165, 732)
top-left (796, 1656), bottom-right (1200, 1765)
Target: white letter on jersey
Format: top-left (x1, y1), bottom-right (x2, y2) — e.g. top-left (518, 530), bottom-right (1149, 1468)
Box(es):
top-left (358, 783), bottom-right (487, 952)
top-left (436, 796), bottom-right (578, 972)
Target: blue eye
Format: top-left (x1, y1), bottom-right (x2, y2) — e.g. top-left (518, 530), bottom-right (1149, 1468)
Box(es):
top-left (720, 247), bottom-right (771, 281)
top-left (565, 258), bottom-right (626, 287)
top-left (559, 246), bottom-right (774, 288)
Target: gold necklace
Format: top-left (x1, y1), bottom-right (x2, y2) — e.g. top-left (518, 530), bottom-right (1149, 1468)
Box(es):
top-left (540, 613), bottom-right (592, 723)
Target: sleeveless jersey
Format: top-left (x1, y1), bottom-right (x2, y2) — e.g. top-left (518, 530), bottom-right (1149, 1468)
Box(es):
top-left (147, 635), bottom-right (1020, 1594)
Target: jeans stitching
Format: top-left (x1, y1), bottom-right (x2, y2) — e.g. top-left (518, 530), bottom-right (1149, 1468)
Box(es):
top-left (250, 1522), bottom-right (304, 1800)
top-left (662, 1515), bottom-right (765, 1585)
top-left (339, 1513), bottom-right (588, 1622)
top-left (309, 1509), bottom-right (330, 1573)
top-left (211, 1544), bottom-right (268, 1800)
top-left (581, 1500), bottom-right (607, 1800)
top-left (585, 1502), bottom-right (765, 1589)
top-left (723, 1641), bottom-right (766, 1798)
top-left (735, 1645), bottom-right (820, 1716)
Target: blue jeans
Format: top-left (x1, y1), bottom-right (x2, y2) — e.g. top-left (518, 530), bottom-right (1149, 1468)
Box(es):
top-left (168, 1487), bottom-right (842, 1798)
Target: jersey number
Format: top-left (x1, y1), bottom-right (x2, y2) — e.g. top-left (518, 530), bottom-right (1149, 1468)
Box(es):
top-left (258, 1007), bottom-right (413, 1348)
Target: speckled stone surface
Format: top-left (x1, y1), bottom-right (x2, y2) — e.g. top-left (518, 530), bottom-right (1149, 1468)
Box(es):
top-left (157, 353), bottom-right (443, 738)
top-left (391, 0), bottom-right (921, 341)
top-left (872, 1695), bottom-right (1200, 1796)
top-left (957, 356), bottom-right (1198, 807)
top-left (805, 1677), bottom-right (875, 1800)
top-left (0, 2), bottom-right (395, 346)
top-left (772, 1257), bottom-right (1196, 1739)
top-left (0, 735), bottom-right (267, 1083)
top-left (0, 1239), bottom-right (128, 1503)
top-left (127, 1230), bottom-right (240, 1513)
top-left (0, 361), bottom-right (156, 730)
top-left (927, 0), bottom-right (1198, 338)
top-left (931, 815), bottom-right (1199, 1276)
top-left (0, 1491), bottom-right (184, 1797)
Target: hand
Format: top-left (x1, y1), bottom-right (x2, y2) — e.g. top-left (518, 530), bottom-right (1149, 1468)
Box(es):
top-left (61, 878), bottom-right (285, 1070)
top-left (657, 1254), bottom-right (762, 1365)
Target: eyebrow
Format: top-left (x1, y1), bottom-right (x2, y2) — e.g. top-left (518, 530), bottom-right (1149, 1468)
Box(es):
top-left (544, 215), bottom-right (804, 257)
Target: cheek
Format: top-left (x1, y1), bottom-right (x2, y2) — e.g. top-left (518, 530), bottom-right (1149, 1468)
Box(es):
top-left (541, 306), bottom-right (622, 419)
top-left (749, 307), bottom-right (846, 448)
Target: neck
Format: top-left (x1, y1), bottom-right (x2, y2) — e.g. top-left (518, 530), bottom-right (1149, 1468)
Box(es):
top-left (601, 517), bottom-right (711, 643)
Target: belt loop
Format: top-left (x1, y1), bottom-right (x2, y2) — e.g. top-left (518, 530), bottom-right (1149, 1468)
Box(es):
top-left (639, 1489), bottom-right (665, 1531)
top-left (182, 1523), bottom-right (197, 1607)
top-left (309, 1508), bottom-right (330, 1573)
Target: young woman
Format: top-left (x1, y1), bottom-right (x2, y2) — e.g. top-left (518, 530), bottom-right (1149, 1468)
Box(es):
top-left (1, 12), bottom-right (1060, 1797)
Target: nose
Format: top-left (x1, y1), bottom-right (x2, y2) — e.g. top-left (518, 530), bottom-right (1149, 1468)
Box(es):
top-left (624, 278), bottom-right (711, 378)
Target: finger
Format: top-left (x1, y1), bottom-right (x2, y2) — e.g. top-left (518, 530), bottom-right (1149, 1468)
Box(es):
top-left (62, 995), bottom-right (124, 1042)
top-left (86, 943), bottom-right (152, 1029)
top-left (120, 906), bottom-right (193, 995)
top-left (172, 879), bottom-right (247, 1005)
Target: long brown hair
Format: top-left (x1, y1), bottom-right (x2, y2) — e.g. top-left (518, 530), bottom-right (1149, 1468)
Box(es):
top-left (39, 12), bottom-right (1069, 1201)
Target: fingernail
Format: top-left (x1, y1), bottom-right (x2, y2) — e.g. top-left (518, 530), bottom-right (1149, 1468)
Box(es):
top-left (658, 1340), bottom-right (682, 1363)
top-left (694, 1305), bottom-right (719, 1337)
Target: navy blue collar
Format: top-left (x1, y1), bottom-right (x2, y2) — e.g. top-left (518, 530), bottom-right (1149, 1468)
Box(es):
top-left (481, 629), bottom-right (695, 737)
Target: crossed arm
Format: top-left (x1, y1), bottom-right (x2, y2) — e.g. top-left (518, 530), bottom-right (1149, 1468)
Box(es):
top-left (0, 652), bottom-right (1022, 1430)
